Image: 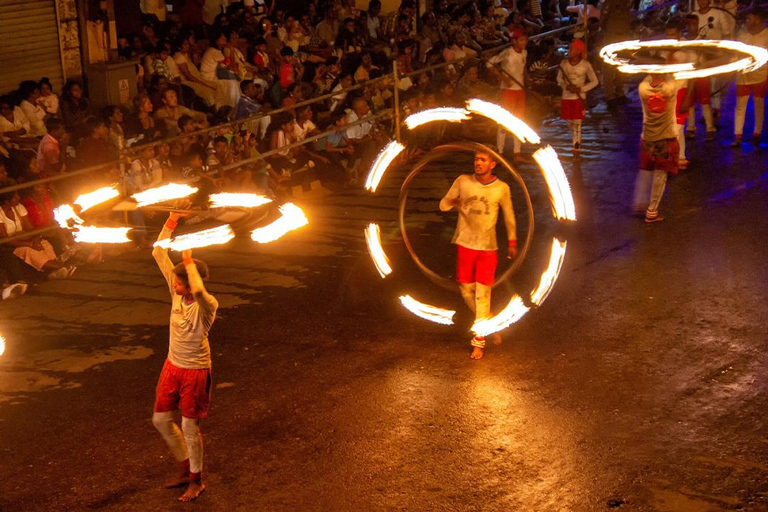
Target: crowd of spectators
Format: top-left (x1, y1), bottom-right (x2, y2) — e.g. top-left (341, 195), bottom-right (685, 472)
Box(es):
top-left (1, 0), bottom-right (692, 298)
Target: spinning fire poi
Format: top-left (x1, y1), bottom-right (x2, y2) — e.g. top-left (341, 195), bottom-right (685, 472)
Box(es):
top-left (363, 101), bottom-right (577, 360)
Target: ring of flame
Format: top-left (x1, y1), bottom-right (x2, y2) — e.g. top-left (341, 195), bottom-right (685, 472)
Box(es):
top-left (363, 100), bottom-right (577, 336)
top-left (599, 39), bottom-right (768, 80)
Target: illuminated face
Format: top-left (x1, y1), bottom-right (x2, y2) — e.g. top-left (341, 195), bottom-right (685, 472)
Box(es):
top-left (0, 103), bottom-right (12, 119)
top-left (172, 276), bottom-right (191, 296)
top-left (474, 152), bottom-right (497, 177)
top-left (514, 35), bottom-right (528, 51)
top-left (163, 90), bottom-right (178, 107)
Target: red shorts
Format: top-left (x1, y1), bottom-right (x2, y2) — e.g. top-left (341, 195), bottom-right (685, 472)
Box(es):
top-left (456, 245), bottom-right (497, 286)
top-left (640, 138), bottom-right (680, 175)
top-left (692, 78), bottom-right (711, 105)
top-left (736, 81), bottom-right (768, 98)
top-left (154, 359), bottom-right (212, 419)
top-left (501, 89), bottom-right (526, 118)
top-left (561, 98), bottom-right (585, 120)
top-left (675, 88), bottom-right (688, 125)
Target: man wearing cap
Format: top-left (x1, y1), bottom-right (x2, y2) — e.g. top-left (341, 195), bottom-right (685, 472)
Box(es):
top-left (486, 29), bottom-right (528, 160)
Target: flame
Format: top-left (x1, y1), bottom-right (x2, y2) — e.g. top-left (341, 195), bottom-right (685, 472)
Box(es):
top-left (364, 141), bottom-right (405, 193)
top-left (132, 183), bottom-right (199, 207)
top-left (399, 295), bottom-right (455, 325)
top-left (53, 204), bottom-right (84, 229)
top-left (466, 98), bottom-right (541, 144)
top-left (403, 107), bottom-right (470, 129)
top-left (209, 193), bottom-right (273, 209)
top-left (74, 186), bottom-right (120, 212)
top-left (531, 238), bottom-right (567, 306)
top-left (250, 203), bottom-right (308, 243)
top-left (364, 223), bottom-right (392, 278)
top-left (472, 295), bottom-right (530, 337)
top-left (73, 226), bottom-right (132, 244)
top-left (533, 146), bottom-right (577, 221)
top-left (155, 225), bottom-right (235, 251)
top-left (0, 336), bottom-right (5, 357)
top-left (600, 39), bottom-right (768, 79)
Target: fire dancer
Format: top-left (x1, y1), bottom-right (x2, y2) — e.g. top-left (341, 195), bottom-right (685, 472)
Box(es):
top-left (151, 211), bottom-right (218, 502)
top-left (439, 150), bottom-right (518, 359)
top-left (556, 39), bottom-right (599, 154)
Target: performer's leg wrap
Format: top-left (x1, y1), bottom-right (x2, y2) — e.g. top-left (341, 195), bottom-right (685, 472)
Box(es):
top-left (647, 170), bottom-right (668, 214)
top-left (676, 124), bottom-right (686, 160)
top-left (702, 104), bottom-right (714, 131)
top-left (735, 95), bottom-right (749, 136)
top-left (753, 97), bottom-right (765, 137)
top-left (459, 282), bottom-right (477, 313)
top-left (181, 417), bottom-right (203, 476)
top-left (632, 169), bottom-right (653, 209)
top-left (152, 412), bottom-right (188, 462)
top-left (574, 120), bottom-right (582, 145)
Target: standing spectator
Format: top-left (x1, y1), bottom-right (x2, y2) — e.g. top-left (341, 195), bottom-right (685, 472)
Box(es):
top-left (486, 30), bottom-right (528, 158)
top-left (60, 80), bottom-right (93, 133)
top-left (37, 77), bottom-right (60, 116)
top-left (732, 9), bottom-right (768, 147)
top-left (18, 81), bottom-right (47, 137)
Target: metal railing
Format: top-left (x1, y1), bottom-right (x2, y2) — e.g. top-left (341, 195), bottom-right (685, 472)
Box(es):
top-left (0, 23), bottom-right (580, 245)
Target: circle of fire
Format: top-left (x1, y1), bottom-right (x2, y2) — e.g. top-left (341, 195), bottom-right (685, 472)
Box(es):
top-left (363, 99), bottom-right (577, 337)
top-left (599, 39), bottom-right (768, 80)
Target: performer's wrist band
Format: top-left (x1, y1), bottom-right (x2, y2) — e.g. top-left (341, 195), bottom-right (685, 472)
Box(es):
top-left (508, 240), bottom-right (517, 247)
top-left (165, 219), bottom-right (178, 230)
top-left (183, 258), bottom-right (194, 266)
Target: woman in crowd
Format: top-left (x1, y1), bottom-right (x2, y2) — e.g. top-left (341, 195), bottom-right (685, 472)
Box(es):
top-left (172, 35), bottom-right (222, 109)
top-left (125, 93), bottom-right (161, 143)
top-left (37, 77), bottom-right (60, 116)
top-left (60, 79), bottom-right (93, 134)
top-left (18, 80), bottom-right (47, 137)
top-left (200, 31), bottom-right (241, 107)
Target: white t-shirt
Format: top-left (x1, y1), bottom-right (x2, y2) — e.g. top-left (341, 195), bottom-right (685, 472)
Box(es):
top-left (293, 119), bottom-right (317, 141)
top-left (345, 110), bottom-right (372, 139)
top-left (0, 107), bottom-right (31, 135)
top-left (0, 204), bottom-right (27, 236)
top-left (367, 16), bottom-right (380, 39)
top-left (487, 48), bottom-right (527, 90)
top-left (20, 100), bottom-right (46, 136)
top-left (738, 29), bottom-right (768, 85)
top-left (693, 8), bottom-right (732, 39)
top-left (439, 174), bottom-right (517, 251)
top-left (200, 48), bottom-right (226, 81)
top-left (557, 59), bottom-right (599, 100)
top-left (639, 76), bottom-right (683, 141)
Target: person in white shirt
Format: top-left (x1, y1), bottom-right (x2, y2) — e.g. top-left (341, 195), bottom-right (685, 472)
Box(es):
top-left (694, 0), bottom-right (734, 117)
top-left (345, 97), bottom-right (378, 173)
top-left (0, 96), bottom-right (31, 141)
top-left (200, 32), bottom-right (241, 107)
top-left (440, 150), bottom-right (518, 359)
top-left (140, 0), bottom-right (167, 21)
top-left (683, 14), bottom-right (717, 139)
top-left (556, 39), bottom-right (598, 153)
top-left (18, 81), bottom-right (47, 137)
top-left (732, 9), bottom-right (768, 146)
top-left (152, 213), bottom-right (218, 502)
top-left (486, 30), bottom-right (528, 158)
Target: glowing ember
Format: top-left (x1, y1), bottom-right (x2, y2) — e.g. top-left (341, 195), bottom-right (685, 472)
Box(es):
top-left (531, 238), bottom-right (567, 306)
top-left (132, 183), bottom-right (199, 207)
top-left (209, 193), bottom-right (273, 209)
top-left (74, 186), bottom-right (120, 212)
top-left (0, 336), bottom-right (5, 357)
top-left (399, 295), bottom-right (455, 325)
top-left (155, 225), bottom-right (235, 251)
top-left (364, 223), bottom-right (392, 278)
top-left (466, 98), bottom-right (541, 144)
top-left (250, 203), bottom-right (308, 243)
top-left (600, 39), bottom-right (768, 79)
top-left (53, 204), bottom-right (84, 229)
top-left (404, 107), bottom-right (470, 129)
top-left (364, 141), bottom-right (405, 193)
top-left (533, 146), bottom-right (577, 221)
top-left (73, 226), bottom-right (132, 244)
top-left (472, 295), bottom-right (530, 337)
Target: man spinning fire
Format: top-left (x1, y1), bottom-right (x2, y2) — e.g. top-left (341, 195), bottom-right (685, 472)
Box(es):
top-left (440, 150), bottom-right (518, 359)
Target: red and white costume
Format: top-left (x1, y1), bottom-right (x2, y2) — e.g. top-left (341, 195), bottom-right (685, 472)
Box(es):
top-left (557, 52), bottom-right (598, 148)
top-left (440, 173), bottom-right (517, 348)
top-left (735, 27), bottom-right (768, 139)
top-left (486, 45), bottom-right (527, 154)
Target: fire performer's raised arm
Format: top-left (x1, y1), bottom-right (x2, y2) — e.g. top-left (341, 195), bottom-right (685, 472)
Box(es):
top-left (153, 213), bottom-right (180, 295)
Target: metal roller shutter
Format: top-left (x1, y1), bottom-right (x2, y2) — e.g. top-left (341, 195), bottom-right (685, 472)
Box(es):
top-left (0, 0), bottom-right (64, 95)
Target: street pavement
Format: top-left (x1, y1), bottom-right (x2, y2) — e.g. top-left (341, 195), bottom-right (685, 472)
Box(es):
top-left (2, 90), bottom-right (768, 511)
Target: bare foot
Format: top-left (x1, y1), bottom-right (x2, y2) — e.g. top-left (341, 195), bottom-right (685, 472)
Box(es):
top-left (178, 482), bottom-right (205, 502)
top-left (490, 333), bottom-right (502, 346)
top-left (470, 347), bottom-right (484, 359)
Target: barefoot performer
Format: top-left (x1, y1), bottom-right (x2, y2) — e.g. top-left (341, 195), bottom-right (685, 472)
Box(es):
top-left (439, 150), bottom-right (518, 359)
top-left (151, 212), bottom-right (218, 502)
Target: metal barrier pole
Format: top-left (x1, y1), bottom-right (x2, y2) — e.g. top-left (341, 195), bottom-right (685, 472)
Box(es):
top-left (393, 61), bottom-right (402, 143)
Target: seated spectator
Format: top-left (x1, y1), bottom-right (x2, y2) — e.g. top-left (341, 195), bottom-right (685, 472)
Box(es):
top-left (127, 145), bottom-right (163, 245)
top-left (102, 105), bottom-right (125, 151)
top-left (37, 77), bottom-right (60, 116)
top-left (0, 182), bottom-right (75, 280)
top-left (252, 37), bottom-right (271, 71)
top-left (354, 52), bottom-right (379, 82)
top-left (345, 97), bottom-right (380, 175)
top-left (315, 110), bottom-right (356, 184)
top-left (182, 146), bottom-right (225, 199)
top-left (172, 35), bottom-right (223, 109)
top-left (18, 80), bottom-right (47, 137)
top-left (329, 72), bottom-right (354, 112)
top-left (315, 57), bottom-right (341, 95)
top-left (124, 93), bottom-right (161, 143)
top-left (60, 79), bottom-right (93, 134)
top-left (76, 116), bottom-right (116, 168)
top-left (316, 6), bottom-right (340, 47)
top-left (36, 117), bottom-right (67, 176)
top-left (236, 79), bottom-right (263, 120)
top-left (0, 95), bottom-right (32, 143)
top-left (154, 89), bottom-right (208, 137)
top-left (200, 31), bottom-right (241, 107)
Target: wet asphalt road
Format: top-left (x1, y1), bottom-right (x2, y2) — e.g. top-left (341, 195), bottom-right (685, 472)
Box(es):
top-left (2, 89), bottom-right (768, 512)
